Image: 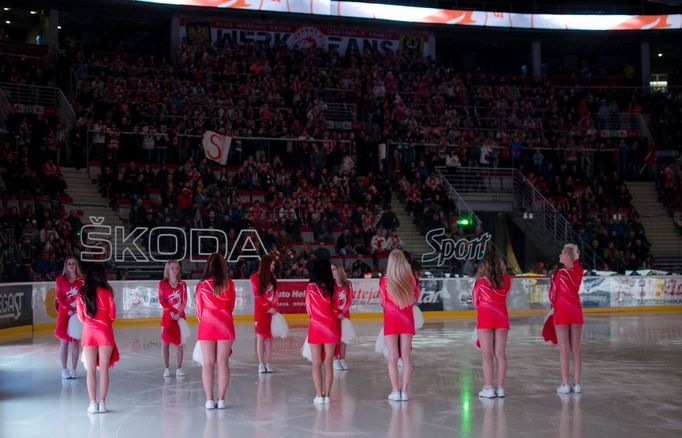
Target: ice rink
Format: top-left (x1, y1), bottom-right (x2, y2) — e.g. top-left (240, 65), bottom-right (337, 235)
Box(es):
top-left (2, 314), bottom-right (682, 438)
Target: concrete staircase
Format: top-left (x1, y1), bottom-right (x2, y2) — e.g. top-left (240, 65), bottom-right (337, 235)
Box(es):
top-left (61, 167), bottom-right (121, 227)
top-left (626, 181), bottom-right (682, 273)
top-left (61, 167), bottom-right (164, 279)
top-left (392, 202), bottom-right (443, 272)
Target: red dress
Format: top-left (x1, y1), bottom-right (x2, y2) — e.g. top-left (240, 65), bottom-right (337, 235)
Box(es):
top-left (549, 261), bottom-right (584, 325)
top-left (250, 273), bottom-right (279, 339)
top-left (473, 275), bottom-right (511, 329)
top-left (158, 279), bottom-right (188, 346)
top-left (306, 283), bottom-right (340, 344)
top-left (76, 287), bottom-right (120, 367)
top-left (334, 283), bottom-right (353, 319)
top-left (54, 274), bottom-right (84, 342)
top-left (195, 278), bottom-right (236, 341)
top-left (380, 275), bottom-right (420, 336)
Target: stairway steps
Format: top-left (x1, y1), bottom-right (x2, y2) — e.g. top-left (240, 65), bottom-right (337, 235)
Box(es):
top-left (626, 180), bottom-right (682, 273)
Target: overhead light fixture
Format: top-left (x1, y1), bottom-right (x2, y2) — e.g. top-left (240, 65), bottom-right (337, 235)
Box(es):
top-left (57, 25), bottom-right (62, 30)
top-left (30, 10), bottom-right (38, 15)
top-left (5, 20), bottom-right (10, 24)
top-left (3, 7), bottom-right (10, 11)
top-left (658, 53), bottom-right (663, 57)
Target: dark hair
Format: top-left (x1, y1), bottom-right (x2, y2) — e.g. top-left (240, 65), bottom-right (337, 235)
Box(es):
top-left (402, 250), bottom-right (421, 275)
top-left (81, 263), bottom-right (112, 318)
top-left (202, 253), bottom-right (229, 296)
top-left (477, 249), bottom-right (506, 289)
top-left (257, 254), bottom-right (277, 296)
top-left (310, 258), bottom-right (334, 298)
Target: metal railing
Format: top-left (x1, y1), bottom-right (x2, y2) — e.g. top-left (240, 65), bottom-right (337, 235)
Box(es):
top-left (433, 167), bottom-right (498, 259)
top-left (594, 112), bottom-right (643, 132)
top-left (323, 102), bottom-right (356, 122)
top-left (512, 170), bottom-right (605, 269)
top-left (437, 166), bottom-right (514, 196)
top-left (0, 87), bottom-right (10, 125)
top-left (436, 171), bottom-right (484, 230)
top-left (85, 129), bottom-right (349, 165)
top-left (436, 166), bottom-right (606, 270)
top-left (0, 82), bottom-right (76, 129)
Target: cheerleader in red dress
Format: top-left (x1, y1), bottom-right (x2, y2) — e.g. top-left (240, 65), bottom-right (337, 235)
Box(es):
top-left (158, 261), bottom-right (188, 378)
top-left (251, 254), bottom-right (279, 374)
top-left (381, 249), bottom-right (420, 402)
top-left (306, 259), bottom-right (341, 404)
top-left (332, 264), bottom-right (353, 370)
top-left (77, 263), bottom-right (119, 414)
top-left (472, 250), bottom-right (511, 398)
top-left (55, 257), bottom-right (84, 379)
top-left (550, 244), bottom-right (584, 394)
top-left (195, 253), bottom-right (236, 410)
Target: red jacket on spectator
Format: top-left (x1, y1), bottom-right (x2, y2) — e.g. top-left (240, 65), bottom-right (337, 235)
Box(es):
top-left (177, 189), bottom-right (193, 209)
top-left (42, 161), bottom-right (62, 178)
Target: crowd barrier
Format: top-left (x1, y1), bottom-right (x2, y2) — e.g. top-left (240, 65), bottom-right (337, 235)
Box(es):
top-left (1, 275), bottom-right (681, 338)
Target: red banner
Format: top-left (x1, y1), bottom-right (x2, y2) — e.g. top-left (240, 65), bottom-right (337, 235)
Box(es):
top-left (276, 280), bottom-right (308, 314)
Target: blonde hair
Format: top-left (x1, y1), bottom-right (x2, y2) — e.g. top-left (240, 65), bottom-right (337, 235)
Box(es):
top-left (563, 244), bottom-right (580, 261)
top-left (386, 249), bottom-right (416, 309)
top-left (62, 257), bottom-right (83, 278)
top-left (163, 261), bottom-right (181, 281)
top-left (333, 263), bottom-right (351, 288)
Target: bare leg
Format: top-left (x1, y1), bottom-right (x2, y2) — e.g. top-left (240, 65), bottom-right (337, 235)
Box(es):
top-left (384, 334), bottom-right (400, 391)
top-left (256, 335), bottom-right (265, 364)
top-left (494, 329), bottom-right (509, 389)
top-left (310, 344), bottom-right (323, 397)
top-left (216, 341), bottom-right (233, 400)
top-left (339, 342), bottom-right (347, 360)
top-left (323, 343), bottom-right (335, 397)
top-left (478, 329), bottom-right (495, 387)
top-left (60, 341), bottom-right (69, 369)
top-left (83, 346), bottom-right (98, 402)
top-left (162, 343), bottom-right (170, 369)
top-left (400, 334), bottom-right (414, 394)
top-left (570, 324), bottom-right (583, 385)
top-left (555, 324), bottom-right (571, 386)
top-left (97, 346), bottom-right (113, 401)
top-left (264, 339), bottom-right (272, 364)
top-left (70, 341), bottom-right (80, 370)
top-left (176, 345), bottom-right (184, 369)
top-left (201, 340), bottom-right (217, 401)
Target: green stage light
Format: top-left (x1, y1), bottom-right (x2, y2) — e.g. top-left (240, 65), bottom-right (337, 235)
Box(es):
top-left (456, 216), bottom-right (472, 227)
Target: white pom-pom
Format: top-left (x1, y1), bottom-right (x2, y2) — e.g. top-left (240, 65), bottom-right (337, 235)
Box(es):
top-left (271, 313), bottom-right (289, 338)
top-left (178, 318), bottom-right (190, 345)
top-left (301, 336), bottom-right (312, 363)
top-left (192, 342), bottom-right (203, 366)
top-left (341, 318), bottom-right (356, 343)
top-left (471, 328), bottom-right (480, 350)
top-left (67, 314), bottom-right (83, 340)
top-left (374, 328), bottom-right (387, 358)
top-left (413, 305), bottom-right (424, 330)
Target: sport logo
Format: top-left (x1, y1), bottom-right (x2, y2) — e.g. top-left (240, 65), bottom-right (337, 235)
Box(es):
top-left (80, 217), bottom-right (267, 263)
top-left (421, 228), bottom-right (491, 266)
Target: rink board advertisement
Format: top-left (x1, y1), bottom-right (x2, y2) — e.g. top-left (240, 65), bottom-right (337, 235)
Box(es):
top-left (0, 284), bottom-right (33, 330)
top-left (20, 276), bottom-right (682, 326)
